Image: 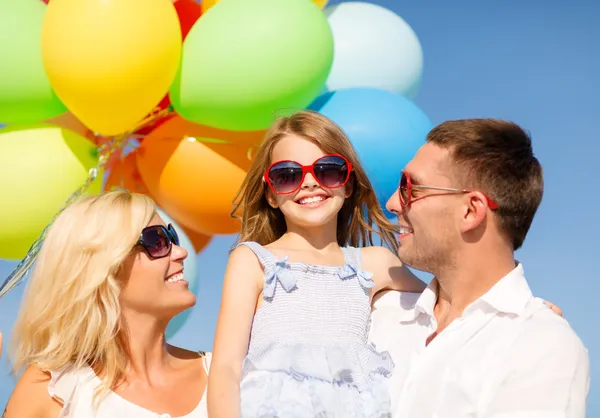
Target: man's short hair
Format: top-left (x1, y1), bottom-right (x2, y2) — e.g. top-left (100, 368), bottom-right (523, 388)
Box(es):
top-left (427, 118), bottom-right (543, 250)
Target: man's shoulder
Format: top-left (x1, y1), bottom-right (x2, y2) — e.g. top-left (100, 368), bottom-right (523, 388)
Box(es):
top-left (513, 298), bottom-right (588, 359)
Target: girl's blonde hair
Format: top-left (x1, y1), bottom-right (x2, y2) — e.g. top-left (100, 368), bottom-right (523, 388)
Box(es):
top-left (232, 110), bottom-right (399, 251)
top-left (10, 190), bottom-right (156, 403)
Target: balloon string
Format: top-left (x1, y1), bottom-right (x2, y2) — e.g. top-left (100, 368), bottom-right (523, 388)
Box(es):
top-left (0, 108), bottom-right (172, 299)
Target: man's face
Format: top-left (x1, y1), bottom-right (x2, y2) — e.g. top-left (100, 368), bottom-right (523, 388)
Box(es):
top-left (385, 142), bottom-right (462, 273)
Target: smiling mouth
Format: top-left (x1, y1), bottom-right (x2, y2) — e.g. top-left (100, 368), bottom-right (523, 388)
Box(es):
top-left (165, 271), bottom-right (184, 283)
top-left (398, 225), bottom-right (414, 235)
top-left (295, 195), bottom-right (329, 205)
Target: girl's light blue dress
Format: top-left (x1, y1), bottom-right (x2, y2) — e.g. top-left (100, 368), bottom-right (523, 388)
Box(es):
top-left (238, 241), bottom-right (394, 418)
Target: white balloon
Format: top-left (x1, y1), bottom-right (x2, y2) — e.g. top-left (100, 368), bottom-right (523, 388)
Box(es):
top-left (155, 208), bottom-right (199, 340)
top-left (324, 2), bottom-right (423, 98)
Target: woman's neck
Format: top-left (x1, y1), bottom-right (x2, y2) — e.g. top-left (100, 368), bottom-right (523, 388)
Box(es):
top-left (120, 310), bottom-right (172, 383)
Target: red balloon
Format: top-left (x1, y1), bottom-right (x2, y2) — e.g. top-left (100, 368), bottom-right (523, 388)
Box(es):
top-left (173, 0), bottom-right (203, 40)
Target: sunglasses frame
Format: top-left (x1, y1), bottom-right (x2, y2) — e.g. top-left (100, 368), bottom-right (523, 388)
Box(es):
top-left (398, 170), bottom-right (499, 210)
top-left (263, 154), bottom-right (353, 195)
top-left (137, 223), bottom-right (180, 260)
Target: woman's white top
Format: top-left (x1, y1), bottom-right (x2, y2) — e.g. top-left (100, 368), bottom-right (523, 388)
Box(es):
top-left (48, 352), bottom-right (211, 418)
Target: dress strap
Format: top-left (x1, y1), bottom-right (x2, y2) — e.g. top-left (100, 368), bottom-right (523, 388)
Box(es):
top-left (341, 246), bottom-right (363, 270)
top-left (236, 241), bottom-right (278, 269)
top-left (236, 241), bottom-right (296, 300)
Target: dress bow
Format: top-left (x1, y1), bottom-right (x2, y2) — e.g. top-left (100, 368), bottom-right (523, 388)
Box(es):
top-left (263, 256), bottom-right (297, 299)
top-left (338, 264), bottom-right (375, 289)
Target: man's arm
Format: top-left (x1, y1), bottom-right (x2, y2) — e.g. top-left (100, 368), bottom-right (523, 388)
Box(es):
top-left (483, 315), bottom-right (590, 418)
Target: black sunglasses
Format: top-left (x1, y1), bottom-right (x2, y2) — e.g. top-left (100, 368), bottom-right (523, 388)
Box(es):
top-left (137, 224), bottom-right (180, 259)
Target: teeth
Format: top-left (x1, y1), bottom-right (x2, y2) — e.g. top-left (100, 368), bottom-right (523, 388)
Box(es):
top-left (298, 196), bottom-right (325, 205)
top-left (166, 272), bottom-right (184, 283)
top-left (398, 226), bottom-right (414, 234)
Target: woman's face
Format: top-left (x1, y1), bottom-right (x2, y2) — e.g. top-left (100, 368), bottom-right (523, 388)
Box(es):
top-left (118, 213), bottom-right (195, 320)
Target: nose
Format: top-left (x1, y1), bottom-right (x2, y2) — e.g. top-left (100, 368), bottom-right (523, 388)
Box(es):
top-left (385, 189), bottom-right (403, 216)
top-left (171, 243), bottom-right (188, 262)
top-left (301, 172), bottom-right (319, 189)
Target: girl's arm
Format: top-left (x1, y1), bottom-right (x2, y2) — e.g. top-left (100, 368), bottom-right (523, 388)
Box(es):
top-left (207, 246), bottom-right (263, 418)
top-left (4, 366), bottom-right (62, 418)
top-left (361, 246), bottom-right (426, 296)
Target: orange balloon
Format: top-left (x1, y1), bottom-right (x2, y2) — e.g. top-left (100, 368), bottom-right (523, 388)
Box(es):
top-left (46, 112), bottom-right (97, 143)
top-left (105, 153), bottom-right (150, 194)
top-left (104, 152), bottom-right (213, 251)
top-left (185, 228), bottom-right (213, 253)
top-left (136, 116), bottom-right (255, 235)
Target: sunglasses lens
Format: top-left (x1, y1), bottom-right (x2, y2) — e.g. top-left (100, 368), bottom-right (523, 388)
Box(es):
top-left (313, 155), bottom-right (349, 188)
top-left (399, 172), bottom-right (409, 205)
top-left (167, 224), bottom-right (180, 246)
top-left (268, 162), bottom-right (303, 193)
top-left (141, 226), bottom-right (171, 258)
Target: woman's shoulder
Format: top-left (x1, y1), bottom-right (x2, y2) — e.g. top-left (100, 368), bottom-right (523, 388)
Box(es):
top-left (4, 365), bottom-right (63, 418)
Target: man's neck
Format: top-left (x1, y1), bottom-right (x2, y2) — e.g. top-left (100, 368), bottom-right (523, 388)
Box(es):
top-left (433, 247), bottom-right (516, 332)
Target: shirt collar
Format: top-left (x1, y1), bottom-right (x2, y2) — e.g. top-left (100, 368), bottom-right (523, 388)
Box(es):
top-left (398, 263), bottom-right (532, 323)
top-left (475, 263), bottom-right (532, 316)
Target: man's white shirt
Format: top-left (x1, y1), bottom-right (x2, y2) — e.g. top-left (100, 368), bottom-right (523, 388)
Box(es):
top-left (369, 264), bottom-right (590, 418)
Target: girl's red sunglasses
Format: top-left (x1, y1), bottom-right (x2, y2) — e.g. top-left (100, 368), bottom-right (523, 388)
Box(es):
top-left (264, 154), bottom-right (353, 195)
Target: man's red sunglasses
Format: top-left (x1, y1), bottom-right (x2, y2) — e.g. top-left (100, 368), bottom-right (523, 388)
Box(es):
top-left (398, 171), bottom-right (499, 210)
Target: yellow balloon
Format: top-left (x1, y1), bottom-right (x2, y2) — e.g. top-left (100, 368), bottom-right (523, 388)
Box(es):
top-left (0, 125), bottom-right (102, 260)
top-left (41, 0), bottom-right (182, 136)
top-left (201, 0), bottom-right (327, 12)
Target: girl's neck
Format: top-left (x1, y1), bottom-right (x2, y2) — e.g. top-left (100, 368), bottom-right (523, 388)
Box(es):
top-left (278, 223), bottom-right (339, 252)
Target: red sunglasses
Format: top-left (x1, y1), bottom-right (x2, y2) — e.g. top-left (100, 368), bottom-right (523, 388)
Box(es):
top-left (264, 154), bottom-right (353, 195)
top-left (398, 171), bottom-right (499, 210)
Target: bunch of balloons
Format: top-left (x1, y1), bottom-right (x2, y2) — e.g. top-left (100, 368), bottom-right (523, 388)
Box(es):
top-left (0, 0), bottom-right (432, 336)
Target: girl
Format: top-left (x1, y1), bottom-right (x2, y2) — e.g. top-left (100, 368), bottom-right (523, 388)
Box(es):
top-left (5, 191), bottom-right (210, 418)
top-left (208, 111), bottom-right (425, 417)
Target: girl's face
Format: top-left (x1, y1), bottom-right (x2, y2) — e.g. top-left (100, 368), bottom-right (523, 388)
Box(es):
top-left (265, 134), bottom-right (352, 232)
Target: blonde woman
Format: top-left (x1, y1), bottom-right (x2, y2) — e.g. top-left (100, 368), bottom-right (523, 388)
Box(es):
top-left (4, 191), bottom-right (209, 418)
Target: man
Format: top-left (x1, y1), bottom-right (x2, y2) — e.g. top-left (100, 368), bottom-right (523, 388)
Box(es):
top-left (369, 119), bottom-right (589, 417)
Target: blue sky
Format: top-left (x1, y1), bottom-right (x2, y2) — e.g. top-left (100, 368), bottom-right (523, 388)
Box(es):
top-left (1, 0), bottom-right (598, 413)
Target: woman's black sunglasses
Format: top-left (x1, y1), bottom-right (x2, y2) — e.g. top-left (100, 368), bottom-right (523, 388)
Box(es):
top-left (137, 224), bottom-right (180, 259)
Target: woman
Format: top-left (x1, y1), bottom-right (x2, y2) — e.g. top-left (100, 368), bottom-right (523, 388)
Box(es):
top-left (4, 191), bottom-right (209, 418)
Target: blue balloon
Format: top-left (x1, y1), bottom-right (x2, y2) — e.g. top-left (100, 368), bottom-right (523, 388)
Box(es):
top-left (309, 88), bottom-right (432, 216)
top-left (155, 208), bottom-right (199, 340)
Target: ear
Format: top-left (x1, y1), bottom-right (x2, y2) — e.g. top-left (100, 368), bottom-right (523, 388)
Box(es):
top-left (265, 188), bottom-right (279, 209)
top-left (460, 192), bottom-right (489, 233)
top-left (344, 177), bottom-right (354, 199)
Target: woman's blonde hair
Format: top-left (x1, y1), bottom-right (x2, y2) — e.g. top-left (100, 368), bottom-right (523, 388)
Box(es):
top-left (232, 110), bottom-right (399, 251)
top-left (9, 190), bottom-right (156, 403)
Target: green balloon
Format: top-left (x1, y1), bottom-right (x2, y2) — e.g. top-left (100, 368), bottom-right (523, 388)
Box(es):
top-left (0, 0), bottom-right (66, 124)
top-left (170, 0), bottom-right (334, 131)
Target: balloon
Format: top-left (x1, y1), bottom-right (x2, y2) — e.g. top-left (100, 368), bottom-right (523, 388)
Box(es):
top-left (105, 152), bottom-right (213, 253)
top-left (105, 153), bottom-right (150, 195)
top-left (46, 112), bottom-right (97, 143)
top-left (0, 0), bottom-right (66, 124)
top-left (324, 2), bottom-right (423, 99)
top-left (156, 208), bottom-right (199, 340)
top-left (202, 0), bottom-right (328, 12)
top-left (137, 117), bottom-right (248, 235)
top-left (0, 125), bottom-right (102, 260)
top-left (171, 0), bottom-right (333, 131)
top-left (41, 0), bottom-right (182, 136)
top-left (309, 88), bottom-right (432, 216)
top-left (184, 228), bottom-right (213, 253)
top-left (174, 0), bottom-right (203, 40)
